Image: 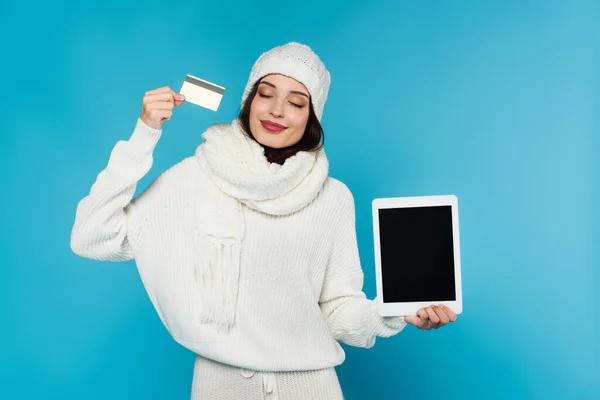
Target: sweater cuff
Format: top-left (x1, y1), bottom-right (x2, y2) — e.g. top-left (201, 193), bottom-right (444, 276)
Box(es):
top-left (128, 118), bottom-right (163, 152)
top-left (365, 299), bottom-right (407, 342)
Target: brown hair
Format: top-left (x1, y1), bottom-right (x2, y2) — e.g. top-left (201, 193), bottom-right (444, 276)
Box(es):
top-left (238, 79), bottom-right (325, 165)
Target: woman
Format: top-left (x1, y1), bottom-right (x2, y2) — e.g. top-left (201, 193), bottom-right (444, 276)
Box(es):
top-left (70, 42), bottom-right (457, 400)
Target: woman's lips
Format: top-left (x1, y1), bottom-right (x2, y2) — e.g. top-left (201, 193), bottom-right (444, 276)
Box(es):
top-left (261, 120), bottom-right (287, 133)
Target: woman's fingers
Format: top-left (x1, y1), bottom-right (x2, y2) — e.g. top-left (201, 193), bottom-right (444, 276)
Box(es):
top-left (431, 306), bottom-right (449, 328)
top-left (144, 91), bottom-right (185, 107)
top-left (417, 308), bottom-right (431, 330)
top-left (145, 86), bottom-right (174, 95)
top-left (410, 306), bottom-right (457, 330)
top-left (174, 94), bottom-right (186, 107)
top-left (442, 305), bottom-right (457, 322)
top-left (146, 101), bottom-right (174, 111)
top-left (144, 92), bottom-right (175, 103)
top-left (411, 308), bottom-right (430, 330)
top-left (140, 86), bottom-right (185, 129)
top-left (425, 307), bottom-right (440, 325)
top-left (144, 91), bottom-right (184, 104)
top-left (403, 315), bottom-right (420, 326)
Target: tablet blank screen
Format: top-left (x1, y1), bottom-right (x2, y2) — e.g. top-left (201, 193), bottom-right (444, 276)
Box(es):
top-left (379, 205), bottom-right (456, 303)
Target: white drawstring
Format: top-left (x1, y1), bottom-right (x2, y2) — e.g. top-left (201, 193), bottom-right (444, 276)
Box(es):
top-left (261, 372), bottom-right (277, 398)
top-left (240, 368), bottom-right (277, 398)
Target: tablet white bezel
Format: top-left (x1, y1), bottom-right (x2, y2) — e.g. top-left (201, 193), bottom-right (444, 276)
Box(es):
top-left (372, 195), bottom-right (463, 317)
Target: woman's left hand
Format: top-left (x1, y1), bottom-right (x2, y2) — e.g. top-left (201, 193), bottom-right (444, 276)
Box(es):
top-left (403, 305), bottom-right (457, 330)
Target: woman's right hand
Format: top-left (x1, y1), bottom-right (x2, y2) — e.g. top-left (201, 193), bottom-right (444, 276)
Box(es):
top-left (140, 86), bottom-right (186, 130)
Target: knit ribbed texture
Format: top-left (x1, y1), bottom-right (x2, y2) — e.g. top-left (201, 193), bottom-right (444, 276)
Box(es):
top-left (241, 42), bottom-right (331, 121)
top-left (191, 355), bottom-right (344, 400)
top-left (196, 119), bottom-right (329, 214)
top-left (70, 118), bottom-right (407, 374)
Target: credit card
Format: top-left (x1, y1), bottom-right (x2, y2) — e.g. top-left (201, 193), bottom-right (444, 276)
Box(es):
top-left (179, 74), bottom-right (225, 111)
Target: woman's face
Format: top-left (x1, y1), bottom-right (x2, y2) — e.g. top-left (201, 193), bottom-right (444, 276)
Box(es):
top-left (249, 74), bottom-right (310, 149)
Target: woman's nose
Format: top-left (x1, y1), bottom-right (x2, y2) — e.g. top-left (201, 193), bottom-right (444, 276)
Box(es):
top-left (269, 100), bottom-right (284, 118)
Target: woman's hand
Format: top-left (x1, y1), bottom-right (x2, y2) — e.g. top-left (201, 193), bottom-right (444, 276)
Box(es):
top-left (140, 86), bottom-right (186, 130)
top-left (404, 305), bottom-right (457, 330)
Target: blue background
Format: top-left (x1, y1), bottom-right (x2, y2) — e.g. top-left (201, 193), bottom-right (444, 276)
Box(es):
top-left (2, 0), bottom-right (598, 399)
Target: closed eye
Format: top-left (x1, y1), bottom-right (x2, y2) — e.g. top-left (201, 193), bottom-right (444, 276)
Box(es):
top-left (259, 93), bottom-right (304, 108)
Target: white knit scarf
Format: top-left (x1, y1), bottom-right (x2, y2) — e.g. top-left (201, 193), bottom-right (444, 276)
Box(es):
top-left (193, 118), bottom-right (329, 331)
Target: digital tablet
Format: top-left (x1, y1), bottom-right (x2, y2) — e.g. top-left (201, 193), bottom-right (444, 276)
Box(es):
top-left (372, 195), bottom-right (463, 317)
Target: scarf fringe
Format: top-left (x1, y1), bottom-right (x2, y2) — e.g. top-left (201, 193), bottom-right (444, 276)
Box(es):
top-left (195, 235), bottom-right (240, 333)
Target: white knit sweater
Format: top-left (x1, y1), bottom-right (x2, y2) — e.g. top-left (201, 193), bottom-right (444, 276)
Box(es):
top-left (70, 118), bottom-right (407, 372)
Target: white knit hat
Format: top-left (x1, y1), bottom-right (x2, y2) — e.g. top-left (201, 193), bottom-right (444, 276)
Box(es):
top-left (241, 42), bottom-right (331, 121)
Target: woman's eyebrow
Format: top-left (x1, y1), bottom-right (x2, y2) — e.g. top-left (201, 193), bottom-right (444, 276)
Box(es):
top-left (259, 81), bottom-right (309, 99)
top-left (290, 90), bottom-right (309, 99)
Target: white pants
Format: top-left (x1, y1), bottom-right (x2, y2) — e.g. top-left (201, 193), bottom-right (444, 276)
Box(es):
top-left (190, 354), bottom-right (345, 400)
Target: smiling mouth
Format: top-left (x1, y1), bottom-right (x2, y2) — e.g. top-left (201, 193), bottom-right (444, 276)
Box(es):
top-left (260, 120), bottom-right (287, 133)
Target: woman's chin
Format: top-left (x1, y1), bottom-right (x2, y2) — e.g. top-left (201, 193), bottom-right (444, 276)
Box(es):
top-left (254, 133), bottom-right (286, 149)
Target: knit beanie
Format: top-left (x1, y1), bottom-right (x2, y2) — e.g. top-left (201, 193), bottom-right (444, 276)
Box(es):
top-left (240, 42), bottom-right (331, 121)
